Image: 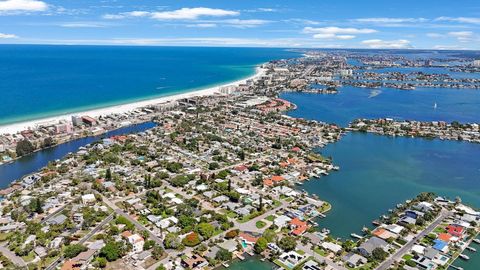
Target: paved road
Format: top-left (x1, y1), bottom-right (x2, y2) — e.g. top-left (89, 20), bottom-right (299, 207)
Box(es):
top-left (46, 213), bottom-right (114, 270)
top-left (0, 243), bottom-right (27, 268)
top-left (376, 210), bottom-right (451, 270)
top-left (41, 202), bottom-right (71, 224)
top-left (97, 191), bottom-right (165, 248)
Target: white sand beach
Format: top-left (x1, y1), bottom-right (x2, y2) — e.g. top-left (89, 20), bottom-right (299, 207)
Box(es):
top-left (0, 66), bottom-right (266, 135)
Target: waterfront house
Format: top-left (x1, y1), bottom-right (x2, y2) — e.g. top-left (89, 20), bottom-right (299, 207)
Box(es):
top-left (446, 224), bottom-right (464, 238)
top-left (321, 241), bottom-right (342, 254)
top-left (217, 239), bottom-right (237, 253)
top-left (302, 260), bottom-right (322, 270)
top-left (289, 218), bottom-right (309, 236)
top-left (432, 239), bottom-right (449, 253)
top-left (181, 254), bottom-right (208, 270)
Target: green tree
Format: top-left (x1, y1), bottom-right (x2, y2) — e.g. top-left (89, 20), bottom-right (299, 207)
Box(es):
top-left (164, 233), bottom-right (180, 249)
top-left (372, 248), bottom-right (388, 261)
top-left (96, 257), bottom-right (107, 268)
top-left (64, 244), bottom-right (87, 258)
top-left (100, 241), bottom-right (125, 262)
top-left (254, 237), bottom-right (268, 254)
top-left (215, 248), bottom-right (232, 261)
top-left (197, 223), bottom-right (215, 239)
top-left (16, 139), bottom-right (35, 157)
top-left (278, 236), bottom-right (296, 252)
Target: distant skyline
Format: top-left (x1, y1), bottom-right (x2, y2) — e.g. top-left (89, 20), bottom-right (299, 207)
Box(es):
top-left (1, 0), bottom-right (480, 49)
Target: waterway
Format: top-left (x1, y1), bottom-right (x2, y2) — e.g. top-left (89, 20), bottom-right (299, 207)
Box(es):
top-left (0, 121), bottom-right (157, 188)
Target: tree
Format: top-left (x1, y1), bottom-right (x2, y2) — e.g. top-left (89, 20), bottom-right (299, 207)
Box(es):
top-left (197, 222), bottom-right (215, 239)
top-left (16, 139), bottom-right (35, 157)
top-left (372, 248), bottom-right (388, 261)
top-left (164, 233), bottom-right (180, 249)
top-left (100, 241), bottom-right (125, 261)
top-left (182, 232), bottom-right (201, 247)
top-left (209, 162), bottom-right (220, 170)
top-left (144, 240), bottom-right (155, 250)
top-left (64, 244), bottom-right (87, 258)
top-left (215, 248), bottom-right (232, 261)
top-left (225, 230), bottom-right (239, 239)
top-left (254, 237), bottom-right (268, 254)
top-left (105, 168), bottom-right (112, 181)
top-left (96, 257), bottom-right (107, 268)
top-left (152, 244), bottom-right (164, 259)
top-left (278, 236), bottom-right (296, 252)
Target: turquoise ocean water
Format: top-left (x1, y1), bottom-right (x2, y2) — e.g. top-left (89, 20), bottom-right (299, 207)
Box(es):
top-left (0, 45), bottom-right (297, 126)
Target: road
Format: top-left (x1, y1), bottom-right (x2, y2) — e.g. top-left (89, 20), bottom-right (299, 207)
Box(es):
top-left (96, 191), bottom-right (165, 248)
top-left (376, 209), bottom-right (451, 270)
top-left (0, 243), bottom-right (27, 268)
top-left (46, 213), bottom-right (114, 270)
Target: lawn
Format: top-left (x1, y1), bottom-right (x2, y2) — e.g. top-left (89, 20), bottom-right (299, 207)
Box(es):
top-left (256, 220), bottom-right (267, 229)
top-left (266, 215), bottom-right (276, 222)
top-left (314, 247), bottom-right (327, 257)
top-left (22, 251), bottom-right (36, 262)
top-left (402, 254), bottom-right (413, 261)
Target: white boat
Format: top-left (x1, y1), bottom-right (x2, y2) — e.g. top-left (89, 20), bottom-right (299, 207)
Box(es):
top-left (459, 254), bottom-right (470, 260)
top-left (434, 102), bottom-right (437, 109)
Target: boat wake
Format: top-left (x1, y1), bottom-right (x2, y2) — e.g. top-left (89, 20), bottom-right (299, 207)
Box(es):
top-left (368, 89), bottom-right (382, 98)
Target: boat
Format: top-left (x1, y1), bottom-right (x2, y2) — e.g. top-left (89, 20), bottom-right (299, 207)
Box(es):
top-left (351, 233), bottom-right (363, 239)
top-left (472, 239), bottom-right (480, 244)
top-left (459, 254), bottom-right (470, 260)
top-left (372, 220), bottom-right (381, 226)
top-left (466, 246), bottom-right (476, 252)
top-left (434, 102), bottom-right (437, 109)
top-left (321, 228), bottom-right (330, 234)
top-left (222, 262), bottom-right (230, 268)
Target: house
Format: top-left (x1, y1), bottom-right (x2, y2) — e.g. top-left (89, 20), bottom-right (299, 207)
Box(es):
top-left (122, 231), bottom-right (145, 253)
top-left (446, 225), bottom-right (464, 238)
top-left (321, 242), bottom-right (342, 254)
top-left (358, 237), bottom-right (389, 257)
top-left (372, 228), bottom-right (398, 240)
top-left (343, 253), bottom-right (367, 268)
top-left (34, 246), bottom-right (47, 258)
top-left (239, 232), bottom-right (259, 247)
top-left (290, 218), bottom-right (309, 236)
top-left (302, 260), bottom-right (322, 270)
top-left (235, 205), bottom-right (254, 217)
top-left (278, 251), bottom-right (305, 269)
top-left (412, 255), bottom-right (436, 270)
top-left (212, 195), bottom-right (229, 203)
top-left (62, 249), bottom-right (96, 270)
top-left (274, 215), bottom-right (292, 228)
top-left (218, 239), bottom-right (237, 252)
top-left (432, 239), bottom-right (449, 253)
top-left (398, 216), bottom-right (416, 226)
top-left (181, 254), bottom-right (208, 270)
top-left (81, 194), bottom-right (96, 205)
top-left (50, 236), bottom-right (64, 249)
top-left (47, 214), bottom-right (67, 225)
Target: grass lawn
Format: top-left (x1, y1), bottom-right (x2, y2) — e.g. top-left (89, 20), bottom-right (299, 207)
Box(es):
top-left (227, 211), bottom-right (238, 218)
top-left (256, 220), bottom-right (267, 229)
top-left (0, 232), bottom-right (12, 241)
top-left (402, 254), bottom-right (413, 260)
top-left (434, 226), bottom-right (447, 234)
top-left (266, 215), bottom-right (276, 222)
top-left (296, 249), bottom-right (306, 255)
top-left (314, 248), bottom-right (327, 257)
top-left (22, 251), bottom-right (36, 262)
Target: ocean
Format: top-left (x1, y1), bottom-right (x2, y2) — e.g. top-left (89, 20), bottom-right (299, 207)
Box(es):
top-left (0, 45), bottom-right (298, 126)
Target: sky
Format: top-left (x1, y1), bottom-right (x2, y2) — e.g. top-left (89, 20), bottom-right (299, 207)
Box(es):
top-left (0, 0), bottom-right (480, 49)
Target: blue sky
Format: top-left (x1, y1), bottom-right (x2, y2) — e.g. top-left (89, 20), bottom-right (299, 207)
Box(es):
top-left (1, 0), bottom-right (480, 49)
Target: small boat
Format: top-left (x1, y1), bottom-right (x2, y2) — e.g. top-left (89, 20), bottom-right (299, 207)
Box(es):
top-left (222, 262), bottom-right (230, 268)
top-left (472, 239), bottom-right (480, 244)
top-left (466, 246), bottom-right (476, 252)
top-left (459, 254), bottom-right (470, 260)
top-left (434, 102), bottom-right (437, 109)
top-left (351, 233), bottom-right (363, 239)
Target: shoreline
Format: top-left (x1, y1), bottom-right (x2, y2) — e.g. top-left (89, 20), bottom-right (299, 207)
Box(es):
top-left (0, 66), bottom-right (266, 135)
